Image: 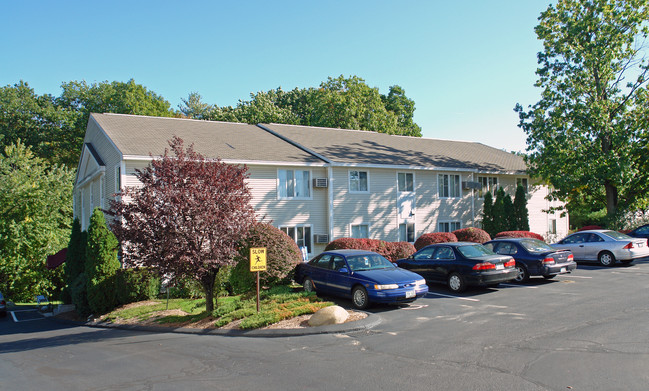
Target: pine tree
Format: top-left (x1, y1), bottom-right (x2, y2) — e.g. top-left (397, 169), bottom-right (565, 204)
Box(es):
top-left (492, 188), bottom-right (506, 235)
top-left (503, 193), bottom-right (515, 231)
top-left (481, 191), bottom-right (495, 236)
top-left (514, 185), bottom-right (530, 231)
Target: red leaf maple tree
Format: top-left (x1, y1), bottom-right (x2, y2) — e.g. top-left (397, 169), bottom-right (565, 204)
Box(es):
top-left (110, 136), bottom-right (256, 312)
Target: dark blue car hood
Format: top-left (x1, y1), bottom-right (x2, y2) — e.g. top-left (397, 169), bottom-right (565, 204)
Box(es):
top-left (353, 267), bottom-right (423, 283)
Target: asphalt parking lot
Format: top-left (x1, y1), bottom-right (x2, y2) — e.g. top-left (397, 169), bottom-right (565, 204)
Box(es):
top-left (2, 258), bottom-right (649, 390)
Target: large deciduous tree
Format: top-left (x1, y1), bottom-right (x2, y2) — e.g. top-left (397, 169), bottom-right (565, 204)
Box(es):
top-left (0, 141), bottom-right (73, 301)
top-left (515, 0), bottom-right (649, 223)
top-left (110, 137), bottom-right (256, 313)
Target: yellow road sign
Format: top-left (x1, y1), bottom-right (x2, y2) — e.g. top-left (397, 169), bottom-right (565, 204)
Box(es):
top-left (250, 247), bottom-right (267, 272)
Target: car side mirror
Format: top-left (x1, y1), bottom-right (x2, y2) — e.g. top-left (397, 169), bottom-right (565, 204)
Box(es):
top-left (338, 267), bottom-right (349, 273)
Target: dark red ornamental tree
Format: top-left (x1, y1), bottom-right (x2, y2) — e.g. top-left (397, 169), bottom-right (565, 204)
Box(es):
top-left (110, 136), bottom-right (255, 312)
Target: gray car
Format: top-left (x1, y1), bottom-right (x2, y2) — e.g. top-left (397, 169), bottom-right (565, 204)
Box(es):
top-left (551, 230), bottom-right (649, 266)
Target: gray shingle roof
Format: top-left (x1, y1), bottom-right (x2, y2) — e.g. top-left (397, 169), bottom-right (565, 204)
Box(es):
top-left (261, 123), bottom-right (527, 173)
top-left (90, 113), bottom-right (526, 174)
top-left (91, 113), bottom-right (325, 164)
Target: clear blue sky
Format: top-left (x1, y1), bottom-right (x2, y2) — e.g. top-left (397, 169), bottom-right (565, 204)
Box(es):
top-left (1, 0), bottom-right (553, 152)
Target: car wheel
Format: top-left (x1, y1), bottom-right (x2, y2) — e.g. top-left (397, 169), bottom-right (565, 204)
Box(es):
top-left (302, 278), bottom-right (315, 293)
top-left (514, 263), bottom-right (529, 282)
top-left (447, 273), bottom-right (466, 293)
top-left (352, 286), bottom-right (370, 310)
top-left (598, 251), bottom-right (616, 267)
top-left (543, 274), bottom-right (556, 280)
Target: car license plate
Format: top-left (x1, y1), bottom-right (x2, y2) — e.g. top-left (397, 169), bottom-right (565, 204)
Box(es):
top-left (496, 264), bottom-right (504, 270)
top-left (405, 290), bottom-right (415, 299)
top-left (560, 267), bottom-right (566, 273)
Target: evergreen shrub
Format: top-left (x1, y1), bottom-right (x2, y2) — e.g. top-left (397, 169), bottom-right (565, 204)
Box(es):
top-left (115, 268), bottom-right (161, 305)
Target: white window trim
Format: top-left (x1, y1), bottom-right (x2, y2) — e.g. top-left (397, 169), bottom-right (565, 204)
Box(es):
top-left (438, 221), bottom-right (462, 233)
top-left (438, 174), bottom-right (462, 199)
top-left (115, 166), bottom-right (121, 194)
top-left (279, 224), bottom-right (313, 255)
top-left (399, 222), bottom-right (416, 243)
top-left (277, 169), bottom-right (313, 200)
top-left (350, 223), bottom-right (370, 239)
top-left (477, 176), bottom-right (498, 199)
top-left (517, 177), bottom-right (529, 193)
top-left (348, 169), bottom-right (370, 193)
top-left (397, 172), bottom-right (415, 192)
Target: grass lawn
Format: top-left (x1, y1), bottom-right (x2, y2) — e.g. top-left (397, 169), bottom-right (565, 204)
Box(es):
top-left (101, 286), bottom-right (334, 330)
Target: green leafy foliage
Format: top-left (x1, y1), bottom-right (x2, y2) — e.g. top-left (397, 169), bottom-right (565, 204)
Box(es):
top-left (482, 186), bottom-right (530, 237)
top-left (513, 185), bottom-right (530, 231)
top-left (115, 268), bottom-right (161, 305)
top-left (0, 141), bottom-right (73, 301)
top-left (515, 0), bottom-right (649, 220)
top-left (64, 218), bottom-right (86, 304)
top-left (85, 208), bottom-right (120, 314)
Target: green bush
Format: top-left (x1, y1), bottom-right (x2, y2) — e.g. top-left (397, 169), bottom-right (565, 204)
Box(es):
top-left (230, 223), bottom-right (303, 294)
top-left (85, 208), bottom-right (121, 314)
top-left (115, 268), bottom-right (161, 305)
top-left (70, 273), bottom-right (90, 316)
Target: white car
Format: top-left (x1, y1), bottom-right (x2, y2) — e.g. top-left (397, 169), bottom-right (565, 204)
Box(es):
top-left (551, 230), bottom-right (649, 266)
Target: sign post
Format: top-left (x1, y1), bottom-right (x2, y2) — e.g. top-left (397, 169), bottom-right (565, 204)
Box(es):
top-left (250, 247), bottom-right (267, 313)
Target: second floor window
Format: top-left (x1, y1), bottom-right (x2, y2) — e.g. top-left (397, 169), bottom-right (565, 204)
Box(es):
top-left (278, 169), bottom-right (310, 199)
top-left (438, 174), bottom-right (461, 198)
top-left (349, 170), bottom-right (368, 192)
top-left (398, 172), bottom-right (414, 192)
top-left (477, 176), bottom-right (498, 198)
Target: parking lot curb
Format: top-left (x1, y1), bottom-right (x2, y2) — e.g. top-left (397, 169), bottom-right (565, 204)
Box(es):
top-left (50, 311), bottom-right (382, 338)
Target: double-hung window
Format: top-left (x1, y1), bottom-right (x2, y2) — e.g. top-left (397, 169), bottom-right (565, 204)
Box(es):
top-left (438, 174), bottom-right (461, 198)
top-left (278, 169), bottom-right (311, 199)
top-left (477, 176), bottom-right (498, 198)
top-left (349, 170), bottom-right (368, 192)
top-left (398, 173), bottom-right (414, 192)
top-left (281, 225), bottom-right (312, 254)
top-left (351, 224), bottom-right (369, 239)
top-left (399, 223), bottom-right (415, 242)
top-left (517, 178), bottom-right (528, 193)
top-left (438, 221), bottom-right (461, 232)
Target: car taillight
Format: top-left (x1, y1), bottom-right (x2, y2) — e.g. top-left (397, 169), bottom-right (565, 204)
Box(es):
top-left (0, 300), bottom-right (5, 306)
top-left (623, 242), bottom-right (634, 249)
top-left (473, 262), bottom-right (496, 270)
top-left (543, 257), bottom-right (556, 265)
top-left (567, 254), bottom-right (574, 261)
top-left (504, 259), bottom-right (515, 268)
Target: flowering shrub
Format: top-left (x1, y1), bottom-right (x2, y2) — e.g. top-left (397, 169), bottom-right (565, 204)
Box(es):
top-left (413, 232), bottom-right (458, 250)
top-left (578, 225), bottom-right (602, 231)
top-left (452, 227), bottom-right (491, 243)
top-left (494, 231), bottom-right (545, 241)
top-left (324, 238), bottom-right (415, 262)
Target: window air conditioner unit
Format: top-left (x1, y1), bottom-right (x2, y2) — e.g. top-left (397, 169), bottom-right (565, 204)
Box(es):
top-left (313, 178), bottom-right (328, 188)
top-left (314, 234), bottom-right (330, 244)
top-left (462, 181), bottom-right (482, 190)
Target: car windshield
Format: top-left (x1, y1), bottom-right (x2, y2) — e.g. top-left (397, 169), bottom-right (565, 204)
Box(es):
top-left (457, 244), bottom-right (494, 258)
top-left (346, 254), bottom-right (395, 271)
top-left (519, 239), bottom-right (554, 253)
top-left (602, 230), bottom-right (632, 240)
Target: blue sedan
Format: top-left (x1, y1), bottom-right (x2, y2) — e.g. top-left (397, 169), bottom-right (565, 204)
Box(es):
top-left (294, 249), bottom-right (428, 309)
top-left (484, 238), bottom-right (576, 282)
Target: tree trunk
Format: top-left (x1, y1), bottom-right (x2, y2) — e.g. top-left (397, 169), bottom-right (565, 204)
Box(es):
top-left (605, 181), bottom-right (618, 219)
top-left (201, 271), bottom-right (217, 313)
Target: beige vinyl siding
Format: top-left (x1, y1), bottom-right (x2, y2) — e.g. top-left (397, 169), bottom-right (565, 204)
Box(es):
top-left (248, 164), bottom-right (329, 255)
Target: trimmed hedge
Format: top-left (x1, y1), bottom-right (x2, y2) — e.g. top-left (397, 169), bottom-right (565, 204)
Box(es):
top-left (494, 231), bottom-right (545, 241)
top-left (413, 233), bottom-right (458, 250)
top-left (452, 227), bottom-right (491, 244)
top-left (324, 238), bottom-right (415, 261)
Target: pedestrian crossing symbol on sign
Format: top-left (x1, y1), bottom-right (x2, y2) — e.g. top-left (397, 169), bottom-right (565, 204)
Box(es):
top-left (250, 247), bottom-right (267, 272)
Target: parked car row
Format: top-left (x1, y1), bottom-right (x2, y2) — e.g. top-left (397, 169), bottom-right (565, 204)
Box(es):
top-left (295, 229), bottom-right (649, 309)
top-left (0, 291), bottom-right (7, 317)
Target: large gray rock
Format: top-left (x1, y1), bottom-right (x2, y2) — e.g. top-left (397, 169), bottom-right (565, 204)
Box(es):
top-left (308, 305), bottom-right (349, 327)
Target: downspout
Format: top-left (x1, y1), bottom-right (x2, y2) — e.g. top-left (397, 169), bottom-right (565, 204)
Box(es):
top-left (328, 165), bottom-right (334, 242)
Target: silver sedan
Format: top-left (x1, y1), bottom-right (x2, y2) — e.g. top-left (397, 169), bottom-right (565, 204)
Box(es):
top-left (551, 230), bottom-right (649, 266)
